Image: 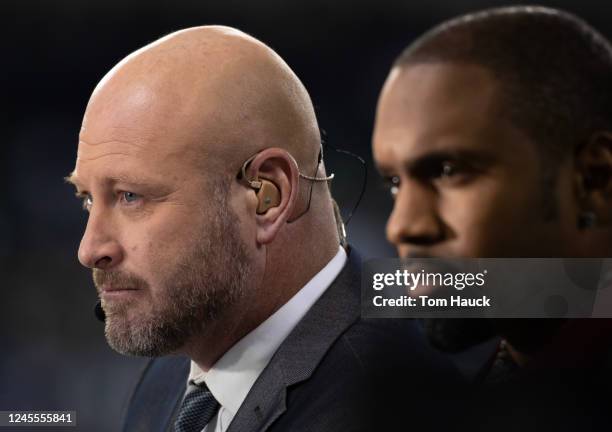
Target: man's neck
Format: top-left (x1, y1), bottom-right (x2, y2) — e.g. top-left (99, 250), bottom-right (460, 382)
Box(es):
top-left (183, 241), bottom-right (340, 371)
top-left (181, 305), bottom-right (266, 372)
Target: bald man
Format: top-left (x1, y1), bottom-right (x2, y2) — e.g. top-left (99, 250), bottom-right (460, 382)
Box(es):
top-left (67, 26), bottom-right (458, 432)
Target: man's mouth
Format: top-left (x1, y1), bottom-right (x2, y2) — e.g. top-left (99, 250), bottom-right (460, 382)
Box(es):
top-left (99, 286), bottom-right (141, 298)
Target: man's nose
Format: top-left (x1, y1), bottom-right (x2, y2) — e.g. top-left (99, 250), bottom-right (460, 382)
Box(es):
top-left (386, 182), bottom-right (445, 249)
top-left (78, 210), bottom-right (124, 270)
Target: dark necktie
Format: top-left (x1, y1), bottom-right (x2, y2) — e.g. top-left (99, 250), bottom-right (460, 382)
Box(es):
top-left (174, 381), bottom-right (220, 432)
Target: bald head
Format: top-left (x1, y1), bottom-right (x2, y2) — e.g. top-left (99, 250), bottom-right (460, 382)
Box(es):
top-left (82, 26), bottom-right (322, 176)
top-left (70, 26), bottom-right (340, 364)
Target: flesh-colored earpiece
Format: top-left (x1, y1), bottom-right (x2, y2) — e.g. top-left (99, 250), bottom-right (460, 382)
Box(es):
top-left (256, 179), bottom-right (281, 214)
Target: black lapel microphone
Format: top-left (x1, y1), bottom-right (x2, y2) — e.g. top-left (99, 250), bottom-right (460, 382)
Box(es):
top-left (94, 300), bottom-right (106, 322)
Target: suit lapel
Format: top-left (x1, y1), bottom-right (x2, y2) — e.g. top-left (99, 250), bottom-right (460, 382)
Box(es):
top-left (122, 356), bottom-right (190, 432)
top-left (227, 248), bottom-right (361, 432)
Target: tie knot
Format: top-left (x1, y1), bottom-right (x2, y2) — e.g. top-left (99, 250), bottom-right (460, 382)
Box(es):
top-left (174, 381), bottom-right (220, 432)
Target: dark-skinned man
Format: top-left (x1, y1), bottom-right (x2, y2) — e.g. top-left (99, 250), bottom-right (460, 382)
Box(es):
top-left (373, 6), bottom-right (612, 430)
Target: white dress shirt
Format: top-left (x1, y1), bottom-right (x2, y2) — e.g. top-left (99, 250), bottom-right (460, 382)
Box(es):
top-left (187, 246), bottom-right (347, 432)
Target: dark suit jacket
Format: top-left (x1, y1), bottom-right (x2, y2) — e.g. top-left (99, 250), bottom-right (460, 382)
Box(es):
top-left (122, 248), bottom-right (463, 432)
top-left (467, 319), bottom-right (612, 432)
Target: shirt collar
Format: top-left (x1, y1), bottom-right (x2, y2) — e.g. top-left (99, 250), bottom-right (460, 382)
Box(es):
top-left (189, 246), bottom-right (347, 417)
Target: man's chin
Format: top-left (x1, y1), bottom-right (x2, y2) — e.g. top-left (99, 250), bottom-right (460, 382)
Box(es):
top-left (422, 318), bottom-right (497, 353)
top-left (104, 314), bottom-right (185, 357)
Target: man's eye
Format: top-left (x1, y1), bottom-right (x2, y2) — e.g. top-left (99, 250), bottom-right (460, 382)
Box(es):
top-left (431, 160), bottom-right (474, 183)
top-left (429, 159), bottom-right (480, 186)
top-left (79, 194), bottom-right (93, 211)
top-left (121, 191), bottom-right (141, 204)
top-left (384, 176), bottom-right (400, 198)
top-left (438, 160), bottom-right (458, 178)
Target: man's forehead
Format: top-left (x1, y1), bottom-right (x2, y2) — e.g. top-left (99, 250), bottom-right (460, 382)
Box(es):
top-left (391, 62), bottom-right (497, 92)
top-left (373, 110), bottom-right (493, 165)
top-left (81, 68), bottom-right (243, 169)
top-left (78, 104), bottom-right (211, 175)
top-left (75, 135), bottom-right (171, 168)
top-left (83, 81), bottom-right (188, 144)
top-left (71, 129), bottom-right (200, 188)
top-left (382, 64), bottom-right (499, 120)
top-left (374, 64), bottom-right (503, 158)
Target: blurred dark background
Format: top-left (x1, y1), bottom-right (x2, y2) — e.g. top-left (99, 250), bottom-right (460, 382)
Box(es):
top-left (2, 0), bottom-right (612, 430)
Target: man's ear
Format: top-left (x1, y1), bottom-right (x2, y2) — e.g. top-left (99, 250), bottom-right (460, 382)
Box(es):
top-left (575, 131), bottom-right (612, 227)
top-left (245, 148), bottom-right (300, 244)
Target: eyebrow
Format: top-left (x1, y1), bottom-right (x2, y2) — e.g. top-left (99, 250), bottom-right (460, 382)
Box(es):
top-left (378, 148), bottom-right (495, 177)
top-left (64, 172), bottom-right (80, 187)
top-left (63, 172), bottom-right (170, 192)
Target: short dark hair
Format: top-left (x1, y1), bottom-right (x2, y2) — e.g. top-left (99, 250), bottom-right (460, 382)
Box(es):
top-left (396, 6), bottom-right (612, 167)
